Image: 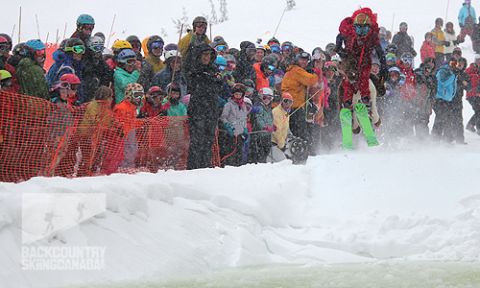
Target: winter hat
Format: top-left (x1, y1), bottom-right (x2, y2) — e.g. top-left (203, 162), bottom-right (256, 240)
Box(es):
top-left (60, 73), bottom-right (81, 85)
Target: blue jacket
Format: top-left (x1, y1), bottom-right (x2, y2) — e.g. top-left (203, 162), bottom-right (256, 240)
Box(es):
top-left (458, 4), bottom-right (477, 27)
top-left (435, 65), bottom-right (457, 102)
top-left (46, 50), bottom-right (85, 102)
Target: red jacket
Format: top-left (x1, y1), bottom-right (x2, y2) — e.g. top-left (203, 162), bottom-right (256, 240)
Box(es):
top-left (398, 61), bottom-right (417, 101)
top-left (466, 63), bottom-right (480, 98)
top-left (114, 100), bottom-right (138, 134)
top-left (420, 41), bottom-right (435, 63)
top-left (140, 102), bottom-right (170, 118)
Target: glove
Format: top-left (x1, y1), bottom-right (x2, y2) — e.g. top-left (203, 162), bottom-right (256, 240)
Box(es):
top-left (224, 123), bottom-right (234, 137)
top-left (361, 96), bottom-right (371, 106)
top-left (264, 125), bottom-right (275, 133)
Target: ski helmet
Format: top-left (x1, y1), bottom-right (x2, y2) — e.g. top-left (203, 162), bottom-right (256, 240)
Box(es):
top-left (60, 73), bottom-right (81, 85)
top-left (25, 39), bottom-right (45, 51)
top-left (259, 87), bottom-right (274, 97)
top-left (399, 22), bottom-right (408, 30)
top-left (400, 52), bottom-right (414, 65)
top-left (112, 40), bottom-right (132, 51)
top-left (12, 42), bottom-right (25, 56)
top-left (87, 36), bottom-right (105, 53)
top-left (125, 83), bottom-right (144, 100)
top-left (117, 49), bottom-right (136, 63)
top-left (147, 35), bottom-right (164, 53)
top-left (295, 51), bottom-right (311, 63)
top-left (0, 70), bottom-right (12, 80)
top-left (192, 16), bottom-right (208, 28)
top-left (76, 14), bottom-right (95, 26)
top-left (0, 34), bottom-right (12, 51)
top-left (354, 13), bottom-right (371, 25)
top-left (388, 66), bottom-right (401, 74)
top-left (267, 37), bottom-right (280, 46)
top-left (231, 83), bottom-right (246, 96)
top-left (262, 55), bottom-right (278, 69)
top-left (164, 50), bottom-right (181, 61)
top-left (93, 32), bottom-right (106, 42)
top-left (126, 35), bottom-right (141, 51)
top-left (325, 43), bottom-right (336, 54)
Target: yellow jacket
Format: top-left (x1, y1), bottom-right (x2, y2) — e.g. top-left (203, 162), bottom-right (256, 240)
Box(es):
top-left (178, 32), bottom-right (211, 58)
top-left (272, 104), bottom-right (290, 149)
top-left (281, 65), bottom-right (318, 109)
top-left (431, 27), bottom-right (446, 54)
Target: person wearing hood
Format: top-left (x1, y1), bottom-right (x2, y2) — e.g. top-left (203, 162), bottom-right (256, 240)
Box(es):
top-left (219, 83), bottom-right (249, 167)
top-left (114, 49), bottom-right (140, 104)
top-left (432, 58), bottom-right (471, 143)
top-left (233, 41), bottom-right (257, 83)
top-left (81, 36), bottom-right (113, 103)
top-left (458, 0), bottom-right (477, 44)
top-left (139, 35), bottom-right (165, 90)
top-left (392, 22), bottom-right (417, 59)
top-left (16, 39), bottom-right (49, 99)
top-left (465, 55), bottom-right (480, 134)
top-left (179, 16), bottom-right (211, 71)
top-left (152, 49), bottom-right (187, 96)
top-left (186, 43), bottom-right (223, 170)
top-left (47, 38), bottom-right (85, 102)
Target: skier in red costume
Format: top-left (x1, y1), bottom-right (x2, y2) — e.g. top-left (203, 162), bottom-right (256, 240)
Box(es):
top-left (335, 8), bottom-right (385, 107)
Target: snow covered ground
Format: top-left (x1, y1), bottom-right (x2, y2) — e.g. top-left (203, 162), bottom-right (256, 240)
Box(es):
top-left (1, 0), bottom-right (480, 287)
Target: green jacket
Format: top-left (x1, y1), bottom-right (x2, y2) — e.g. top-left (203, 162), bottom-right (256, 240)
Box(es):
top-left (114, 67), bottom-right (140, 104)
top-left (253, 102), bottom-right (273, 132)
top-left (167, 102), bottom-right (187, 116)
top-left (16, 58), bottom-right (49, 99)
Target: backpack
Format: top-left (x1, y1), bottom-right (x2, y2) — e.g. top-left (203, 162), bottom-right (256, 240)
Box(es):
top-left (435, 66), bottom-right (457, 102)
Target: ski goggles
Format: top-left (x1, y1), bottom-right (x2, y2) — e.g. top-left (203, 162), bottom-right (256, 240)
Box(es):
top-left (282, 45), bottom-right (293, 52)
top-left (151, 42), bottom-right (164, 50)
top-left (81, 24), bottom-right (95, 31)
top-left (282, 98), bottom-right (293, 104)
top-left (262, 94), bottom-right (274, 100)
top-left (0, 43), bottom-right (9, 52)
top-left (132, 91), bottom-right (145, 99)
top-left (267, 65), bottom-right (276, 72)
top-left (89, 44), bottom-right (105, 53)
top-left (270, 45), bottom-right (281, 54)
top-left (130, 41), bottom-right (141, 49)
top-left (65, 45), bottom-right (86, 54)
top-left (354, 24), bottom-right (370, 36)
top-left (59, 82), bottom-right (79, 91)
top-left (119, 57), bottom-right (136, 65)
top-left (149, 91), bottom-right (165, 98)
top-left (215, 45), bottom-right (228, 52)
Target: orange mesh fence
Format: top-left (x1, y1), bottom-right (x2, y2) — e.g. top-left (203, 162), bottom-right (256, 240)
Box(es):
top-left (0, 91), bottom-right (220, 183)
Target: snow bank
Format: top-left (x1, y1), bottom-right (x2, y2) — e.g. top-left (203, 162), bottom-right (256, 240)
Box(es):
top-left (1, 143), bottom-right (480, 288)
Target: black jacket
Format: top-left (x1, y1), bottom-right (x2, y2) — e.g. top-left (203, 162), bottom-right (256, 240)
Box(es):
top-left (187, 44), bottom-right (224, 120)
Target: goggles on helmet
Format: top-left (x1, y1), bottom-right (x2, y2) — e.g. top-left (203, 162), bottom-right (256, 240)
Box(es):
top-left (65, 45), bottom-right (86, 54)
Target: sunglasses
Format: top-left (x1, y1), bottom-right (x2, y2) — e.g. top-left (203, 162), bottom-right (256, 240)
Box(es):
top-left (82, 24), bottom-right (94, 31)
top-left (216, 45), bottom-right (228, 52)
top-left (89, 44), bottom-right (105, 53)
top-left (151, 42), bottom-right (164, 50)
top-left (65, 45), bottom-right (86, 54)
top-left (282, 98), bottom-right (293, 104)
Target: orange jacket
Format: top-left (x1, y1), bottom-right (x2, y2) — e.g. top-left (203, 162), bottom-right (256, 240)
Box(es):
top-left (253, 63), bottom-right (270, 91)
top-left (114, 100), bottom-right (138, 134)
top-left (281, 65), bottom-right (318, 108)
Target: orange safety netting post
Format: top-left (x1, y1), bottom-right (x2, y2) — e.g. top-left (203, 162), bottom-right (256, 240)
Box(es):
top-left (0, 91), bottom-right (220, 183)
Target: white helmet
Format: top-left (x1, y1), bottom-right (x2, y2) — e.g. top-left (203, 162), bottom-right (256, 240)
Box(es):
top-left (164, 50), bottom-right (181, 60)
top-left (259, 87), bottom-right (274, 97)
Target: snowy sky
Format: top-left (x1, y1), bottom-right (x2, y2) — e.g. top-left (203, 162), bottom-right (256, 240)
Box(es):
top-left (2, 0), bottom-right (468, 53)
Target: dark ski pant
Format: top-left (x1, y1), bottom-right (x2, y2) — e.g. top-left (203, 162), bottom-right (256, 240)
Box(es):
top-left (249, 133), bottom-right (272, 164)
top-left (432, 100), bottom-right (464, 143)
top-left (187, 117), bottom-right (218, 170)
top-left (219, 132), bottom-right (244, 167)
top-left (467, 97), bottom-right (480, 131)
top-left (290, 107), bottom-right (312, 145)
